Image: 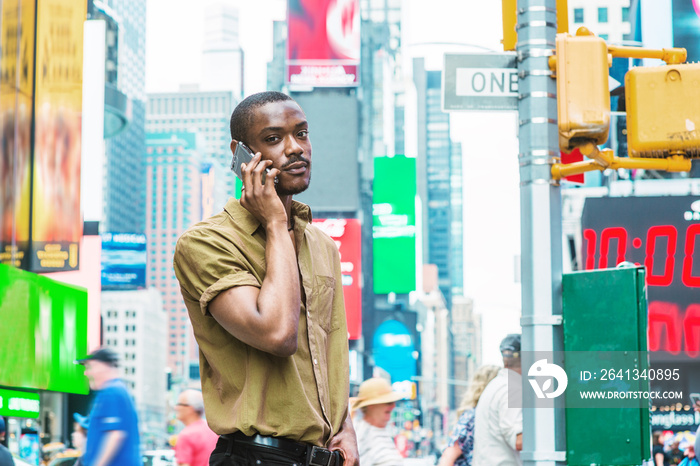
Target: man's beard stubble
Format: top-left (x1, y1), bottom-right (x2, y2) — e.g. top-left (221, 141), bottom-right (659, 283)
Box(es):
top-left (274, 155), bottom-right (311, 196)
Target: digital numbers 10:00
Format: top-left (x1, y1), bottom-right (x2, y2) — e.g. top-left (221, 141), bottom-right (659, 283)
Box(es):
top-left (583, 224), bottom-right (700, 287)
top-left (599, 368), bottom-right (680, 381)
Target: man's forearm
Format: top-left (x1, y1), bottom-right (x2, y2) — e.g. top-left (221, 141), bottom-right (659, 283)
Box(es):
top-left (95, 430), bottom-right (126, 466)
top-left (256, 223), bottom-right (301, 352)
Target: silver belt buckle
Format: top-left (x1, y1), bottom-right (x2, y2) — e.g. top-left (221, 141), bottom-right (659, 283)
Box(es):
top-left (309, 445), bottom-right (333, 466)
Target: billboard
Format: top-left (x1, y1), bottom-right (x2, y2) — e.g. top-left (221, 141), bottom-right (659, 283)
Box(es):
top-left (313, 218), bottom-right (362, 339)
top-left (373, 156), bottom-right (416, 294)
top-left (286, 0), bottom-right (360, 87)
top-left (293, 92), bottom-right (359, 212)
top-left (0, 0), bottom-right (36, 269)
top-left (101, 232), bottom-right (147, 290)
top-left (581, 196), bottom-right (700, 359)
top-left (0, 263), bottom-right (89, 394)
top-left (29, 0), bottom-right (87, 272)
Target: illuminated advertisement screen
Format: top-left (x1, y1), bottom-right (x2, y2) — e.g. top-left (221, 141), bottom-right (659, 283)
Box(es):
top-left (29, 0), bottom-right (87, 272)
top-left (0, 264), bottom-right (89, 394)
top-left (0, 388), bottom-right (40, 418)
top-left (286, 0), bottom-right (360, 87)
top-left (0, 0), bottom-right (35, 269)
top-left (101, 232), bottom-right (147, 290)
top-left (373, 156), bottom-right (416, 294)
top-left (312, 218), bottom-right (362, 339)
top-left (581, 196), bottom-right (700, 360)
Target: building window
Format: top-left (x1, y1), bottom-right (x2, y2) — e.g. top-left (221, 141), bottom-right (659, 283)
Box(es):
top-left (622, 7), bottom-right (630, 22)
top-left (598, 7), bottom-right (608, 23)
top-left (600, 34), bottom-right (608, 41)
top-left (573, 8), bottom-right (584, 23)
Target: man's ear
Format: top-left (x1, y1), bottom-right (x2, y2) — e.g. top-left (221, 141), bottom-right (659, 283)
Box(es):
top-left (230, 139), bottom-right (238, 155)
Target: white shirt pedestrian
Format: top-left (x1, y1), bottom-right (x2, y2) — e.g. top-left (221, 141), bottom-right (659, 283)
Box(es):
top-left (472, 368), bottom-right (523, 466)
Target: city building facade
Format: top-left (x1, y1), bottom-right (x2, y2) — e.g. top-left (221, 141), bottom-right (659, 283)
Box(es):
top-left (146, 89), bottom-right (238, 203)
top-left (145, 132), bottom-right (205, 381)
top-left (101, 288), bottom-right (168, 449)
top-left (97, 0), bottom-right (148, 233)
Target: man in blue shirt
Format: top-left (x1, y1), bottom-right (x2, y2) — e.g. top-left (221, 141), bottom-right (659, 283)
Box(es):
top-left (77, 347), bottom-right (141, 466)
top-left (0, 417), bottom-right (15, 466)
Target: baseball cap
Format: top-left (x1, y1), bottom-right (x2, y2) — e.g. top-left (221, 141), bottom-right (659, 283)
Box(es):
top-left (73, 413), bottom-right (89, 430)
top-left (75, 347), bottom-right (119, 366)
top-left (499, 334), bottom-right (521, 358)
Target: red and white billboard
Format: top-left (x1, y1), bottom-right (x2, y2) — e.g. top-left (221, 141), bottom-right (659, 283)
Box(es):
top-left (313, 218), bottom-right (362, 339)
top-left (286, 0), bottom-right (360, 87)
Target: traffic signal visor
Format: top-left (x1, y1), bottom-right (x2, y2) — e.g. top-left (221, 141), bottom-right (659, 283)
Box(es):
top-left (626, 63), bottom-right (700, 159)
top-left (556, 31), bottom-right (611, 151)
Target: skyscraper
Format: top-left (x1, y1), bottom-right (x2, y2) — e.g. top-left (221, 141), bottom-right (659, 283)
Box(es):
top-left (200, 2), bottom-right (244, 98)
top-left (413, 63), bottom-right (462, 309)
top-left (99, 0), bottom-right (147, 233)
top-left (146, 89), bottom-right (238, 206)
top-left (144, 132), bottom-right (204, 380)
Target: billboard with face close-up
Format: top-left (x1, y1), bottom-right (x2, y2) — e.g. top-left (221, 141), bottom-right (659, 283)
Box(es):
top-left (287, 0), bottom-right (360, 87)
top-left (0, 0), bottom-right (36, 269)
top-left (29, 0), bottom-right (86, 272)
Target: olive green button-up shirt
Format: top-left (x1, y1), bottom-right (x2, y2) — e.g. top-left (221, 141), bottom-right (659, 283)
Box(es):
top-left (173, 198), bottom-right (350, 447)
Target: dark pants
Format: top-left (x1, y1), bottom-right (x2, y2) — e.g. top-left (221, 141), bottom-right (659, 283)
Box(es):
top-left (210, 435), bottom-right (341, 466)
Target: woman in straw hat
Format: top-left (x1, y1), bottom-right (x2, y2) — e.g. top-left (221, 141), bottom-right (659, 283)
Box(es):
top-left (351, 377), bottom-right (405, 466)
top-left (438, 365), bottom-right (500, 466)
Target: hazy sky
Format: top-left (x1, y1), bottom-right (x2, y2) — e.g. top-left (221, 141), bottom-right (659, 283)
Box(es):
top-left (145, 0), bottom-right (504, 94)
top-left (144, 0), bottom-right (519, 365)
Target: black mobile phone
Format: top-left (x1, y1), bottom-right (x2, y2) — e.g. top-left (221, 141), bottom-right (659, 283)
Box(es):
top-left (231, 142), bottom-right (275, 184)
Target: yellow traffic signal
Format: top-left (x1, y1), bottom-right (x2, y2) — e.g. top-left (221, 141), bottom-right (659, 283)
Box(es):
top-left (555, 29), bottom-right (611, 151)
top-left (625, 63), bottom-right (700, 159)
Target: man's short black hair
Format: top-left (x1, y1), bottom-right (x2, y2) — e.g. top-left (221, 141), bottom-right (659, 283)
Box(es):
top-left (230, 91), bottom-right (294, 143)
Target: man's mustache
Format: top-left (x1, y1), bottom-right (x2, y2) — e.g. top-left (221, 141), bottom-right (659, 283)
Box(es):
top-left (280, 156), bottom-right (311, 169)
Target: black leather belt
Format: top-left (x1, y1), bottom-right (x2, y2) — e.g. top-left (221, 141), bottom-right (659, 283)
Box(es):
top-left (224, 431), bottom-right (338, 466)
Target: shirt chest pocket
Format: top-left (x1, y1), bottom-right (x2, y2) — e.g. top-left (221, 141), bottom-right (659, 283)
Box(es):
top-left (310, 275), bottom-right (337, 333)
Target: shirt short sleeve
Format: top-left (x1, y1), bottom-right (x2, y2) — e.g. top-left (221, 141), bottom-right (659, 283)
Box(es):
top-left (95, 387), bottom-right (130, 432)
top-left (174, 433), bottom-right (195, 464)
top-left (174, 227), bottom-right (260, 315)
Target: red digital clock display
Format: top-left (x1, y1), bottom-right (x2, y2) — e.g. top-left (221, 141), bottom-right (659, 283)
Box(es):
top-left (581, 196), bottom-right (700, 359)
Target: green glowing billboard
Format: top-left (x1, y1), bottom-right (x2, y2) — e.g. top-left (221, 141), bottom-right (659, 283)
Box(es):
top-left (0, 387), bottom-right (40, 418)
top-left (0, 264), bottom-right (89, 394)
top-left (372, 156), bottom-right (416, 294)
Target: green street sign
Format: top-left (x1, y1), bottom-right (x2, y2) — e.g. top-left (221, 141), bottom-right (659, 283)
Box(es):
top-left (0, 387), bottom-right (40, 418)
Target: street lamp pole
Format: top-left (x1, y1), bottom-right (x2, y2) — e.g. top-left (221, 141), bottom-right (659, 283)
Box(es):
top-left (516, 0), bottom-right (566, 465)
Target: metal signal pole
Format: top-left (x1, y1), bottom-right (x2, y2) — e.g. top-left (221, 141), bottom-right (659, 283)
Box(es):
top-left (516, 0), bottom-right (566, 464)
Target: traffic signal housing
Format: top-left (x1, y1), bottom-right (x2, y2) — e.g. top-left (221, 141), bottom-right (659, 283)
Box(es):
top-left (625, 63), bottom-right (700, 159)
top-left (554, 29), bottom-right (611, 151)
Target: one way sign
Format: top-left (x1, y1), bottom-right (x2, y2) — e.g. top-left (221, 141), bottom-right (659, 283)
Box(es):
top-left (443, 53), bottom-right (518, 111)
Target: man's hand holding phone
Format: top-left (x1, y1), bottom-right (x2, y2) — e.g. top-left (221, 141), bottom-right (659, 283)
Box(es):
top-left (239, 151), bottom-right (286, 230)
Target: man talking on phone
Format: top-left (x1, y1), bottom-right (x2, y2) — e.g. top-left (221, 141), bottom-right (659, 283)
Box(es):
top-left (174, 91), bottom-right (358, 466)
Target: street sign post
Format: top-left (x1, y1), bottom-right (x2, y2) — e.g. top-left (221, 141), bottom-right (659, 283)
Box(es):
top-left (442, 53), bottom-right (518, 111)
top-left (516, 1), bottom-right (566, 465)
